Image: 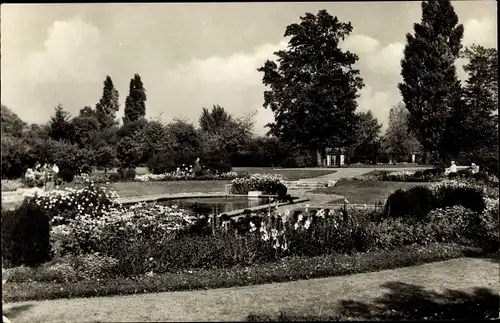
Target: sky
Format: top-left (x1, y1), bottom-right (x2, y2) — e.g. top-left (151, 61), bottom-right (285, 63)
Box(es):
top-left (1, 2), bottom-right (497, 135)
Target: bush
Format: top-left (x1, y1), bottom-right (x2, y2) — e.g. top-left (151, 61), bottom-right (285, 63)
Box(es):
top-left (58, 168), bottom-right (74, 183)
top-left (108, 172), bottom-right (122, 182)
top-left (434, 185), bottom-right (485, 213)
top-left (147, 152), bottom-right (176, 175)
top-left (30, 182), bottom-right (121, 226)
top-left (383, 186), bottom-right (435, 222)
top-left (205, 161), bottom-right (232, 173)
top-left (124, 168), bottom-right (136, 181)
top-left (472, 171), bottom-right (490, 183)
top-left (230, 174), bottom-right (285, 195)
top-left (1, 200), bottom-right (52, 267)
top-left (423, 168), bottom-right (439, 177)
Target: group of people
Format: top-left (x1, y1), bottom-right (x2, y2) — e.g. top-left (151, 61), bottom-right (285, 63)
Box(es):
top-left (445, 161), bottom-right (480, 177)
top-left (34, 162), bottom-right (60, 190)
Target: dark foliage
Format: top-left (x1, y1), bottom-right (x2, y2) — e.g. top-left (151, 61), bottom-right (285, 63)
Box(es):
top-left (1, 200), bottom-right (52, 267)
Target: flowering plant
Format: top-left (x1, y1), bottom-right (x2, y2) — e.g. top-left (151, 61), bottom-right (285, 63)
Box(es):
top-left (50, 203), bottom-right (196, 257)
top-left (230, 173), bottom-right (285, 195)
top-left (135, 171), bottom-right (240, 182)
top-left (27, 182), bottom-right (121, 225)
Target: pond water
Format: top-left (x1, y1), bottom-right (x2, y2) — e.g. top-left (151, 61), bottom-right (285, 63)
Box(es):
top-left (159, 196), bottom-right (272, 216)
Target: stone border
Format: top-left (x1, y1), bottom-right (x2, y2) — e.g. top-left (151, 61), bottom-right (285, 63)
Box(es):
top-left (118, 192), bottom-right (281, 206)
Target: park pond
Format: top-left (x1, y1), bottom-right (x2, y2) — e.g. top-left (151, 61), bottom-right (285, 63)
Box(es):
top-left (159, 196), bottom-right (273, 216)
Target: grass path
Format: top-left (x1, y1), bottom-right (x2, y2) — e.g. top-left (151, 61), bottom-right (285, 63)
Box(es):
top-left (4, 257), bottom-right (498, 322)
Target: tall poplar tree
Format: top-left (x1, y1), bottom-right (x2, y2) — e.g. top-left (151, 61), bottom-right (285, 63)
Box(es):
top-left (123, 73), bottom-right (147, 124)
top-left (398, 0), bottom-right (464, 163)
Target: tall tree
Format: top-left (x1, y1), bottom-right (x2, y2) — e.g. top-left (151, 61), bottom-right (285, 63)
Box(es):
top-left (48, 104), bottom-right (74, 141)
top-left (123, 73), bottom-right (147, 124)
top-left (95, 75), bottom-right (120, 128)
top-left (257, 9), bottom-right (364, 166)
top-left (1, 105), bottom-right (27, 137)
top-left (198, 105), bottom-right (255, 161)
top-left (383, 102), bottom-right (421, 160)
top-left (398, 0), bottom-right (464, 164)
top-left (351, 111), bottom-right (382, 164)
top-left (448, 45), bottom-right (498, 173)
top-left (199, 105), bottom-right (232, 133)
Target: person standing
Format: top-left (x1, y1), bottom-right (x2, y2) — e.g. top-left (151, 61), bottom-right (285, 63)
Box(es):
top-left (52, 164), bottom-right (60, 189)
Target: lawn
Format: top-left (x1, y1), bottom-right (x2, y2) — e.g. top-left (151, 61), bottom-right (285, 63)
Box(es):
top-left (233, 167), bottom-right (337, 180)
top-left (64, 180), bottom-right (230, 198)
top-left (309, 179), bottom-right (432, 205)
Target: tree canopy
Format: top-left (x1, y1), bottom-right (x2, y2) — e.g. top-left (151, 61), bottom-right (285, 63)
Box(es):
top-left (258, 9), bottom-right (364, 164)
top-left (398, 0), bottom-right (464, 163)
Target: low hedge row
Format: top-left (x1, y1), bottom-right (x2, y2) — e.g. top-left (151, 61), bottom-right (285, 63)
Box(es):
top-left (3, 243), bottom-right (483, 303)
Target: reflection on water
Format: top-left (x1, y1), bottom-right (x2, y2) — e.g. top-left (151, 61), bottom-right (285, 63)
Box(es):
top-left (159, 197), bottom-right (271, 216)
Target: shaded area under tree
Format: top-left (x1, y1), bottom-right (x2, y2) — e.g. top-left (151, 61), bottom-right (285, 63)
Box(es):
top-left (247, 281), bottom-right (500, 321)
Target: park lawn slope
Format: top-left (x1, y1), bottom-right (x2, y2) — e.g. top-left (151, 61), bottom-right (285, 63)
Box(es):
top-left (309, 179), bottom-right (432, 205)
top-left (65, 180), bottom-right (230, 198)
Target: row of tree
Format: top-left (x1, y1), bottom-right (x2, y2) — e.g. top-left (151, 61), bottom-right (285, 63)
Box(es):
top-left (257, 2), bottom-right (498, 172)
top-left (2, 0), bottom-right (497, 177)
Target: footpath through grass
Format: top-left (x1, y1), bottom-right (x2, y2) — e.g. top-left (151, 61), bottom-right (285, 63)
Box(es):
top-left (310, 179), bottom-right (431, 205)
top-left (4, 249), bottom-right (497, 323)
top-left (233, 167), bottom-right (337, 180)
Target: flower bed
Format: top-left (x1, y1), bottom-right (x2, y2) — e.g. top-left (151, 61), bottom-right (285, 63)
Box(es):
top-left (135, 171), bottom-right (240, 182)
top-left (71, 170), bottom-right (243, 184)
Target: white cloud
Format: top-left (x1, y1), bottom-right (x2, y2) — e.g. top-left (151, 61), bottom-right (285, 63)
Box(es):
top-left (357, 85), bottom-right (400, 131)
top-left (364, 42), bottom-right (405, 76)
top-left (342, 34), bottom-right (380, 53)
top-left (26, 17), bottom-right (103, 84)
top-left (463, 17), bottom-right (497, 47)
top-left (149, 40), bottom-right (289, 135)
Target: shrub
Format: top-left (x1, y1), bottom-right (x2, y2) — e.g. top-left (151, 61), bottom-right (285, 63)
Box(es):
top-left (147, 152), bottom-right (176, 175)
top-left (413, 170), bottom-right (424, 178)
top-left (434, 185), bottom-right (485, 213)
top-left (472, 171), bottom-right (490, 183)
top-left (230, 174), bottom-right (285, 195)
top-left (457, 168), bottom-right (472, 179)
top-left (383, 186), bottom-right (435, 222)
top-left (49, 203), bottom-right (195, 259)
top-left (1, 200), bottom-right (52, 267)
top-left (58, 168), bottom-right (74, 183)
top-left (423, 168), bottom-right (439, 177)
top-left (124, 168), bottom-right (136, 181)
top-left (205, 161), bottom-right (232, 173)
top-left (29, 182), bottom-right (121, 226)
top-left (108, 172), bottom-right (122, 182)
